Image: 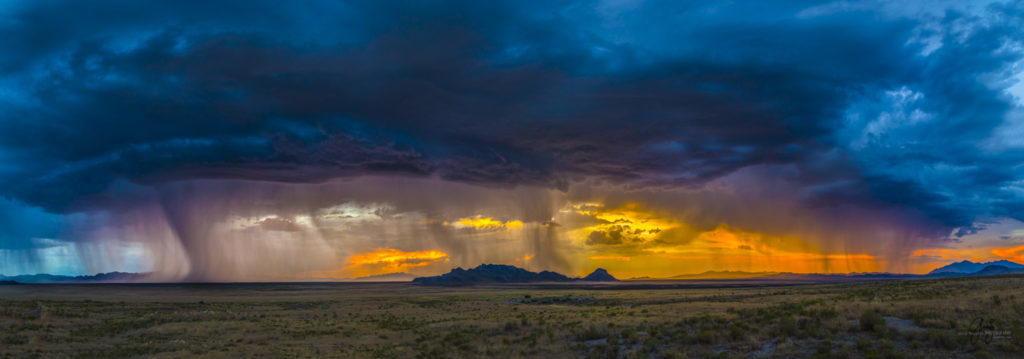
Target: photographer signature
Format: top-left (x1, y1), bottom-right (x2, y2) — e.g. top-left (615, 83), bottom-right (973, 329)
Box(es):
top-left (960, 317), bottom-right (1010, 344)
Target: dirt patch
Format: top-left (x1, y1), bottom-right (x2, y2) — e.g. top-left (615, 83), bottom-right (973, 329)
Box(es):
top-left (884, 316), bottom-right (924, 333)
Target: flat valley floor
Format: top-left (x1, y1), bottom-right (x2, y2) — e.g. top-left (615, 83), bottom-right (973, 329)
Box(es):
top-left (2, 276), bottom-right (1024, 358)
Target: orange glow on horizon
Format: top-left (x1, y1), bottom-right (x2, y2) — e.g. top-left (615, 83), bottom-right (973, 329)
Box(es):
top-left (570, 202), bottom-right (882, 278)
top-left (310, 248), bottom-right (449, 279)
top-left (910, 243), bottom-right (1024, 274)
top-left (589, 256), bottom-right (631, 261)
top-left (990, 244), bottom-right (1024, 263)
top-left (314, 203), bottom-right (1024, 280)
top-left (911, 248), bottom-right (966, 261)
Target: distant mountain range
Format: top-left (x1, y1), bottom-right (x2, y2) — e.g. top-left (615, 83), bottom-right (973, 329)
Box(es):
top-left (412, 264), bottom-right (618, 285)
top-left (927, 260), bottom-right (1024, 274)
top-left (645, 260), bottom-right (1024, 281)
top-left (3, 260), bottom-right (1021, 284)
top-left (973, 265), bottom-right (1024, 276)
top-left (0, 272), bottom-right (147, 283)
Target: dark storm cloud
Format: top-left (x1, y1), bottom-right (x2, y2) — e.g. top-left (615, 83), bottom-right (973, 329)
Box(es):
top-left (587, 229), bottom-right (627, 246)
top-left (0, 198), bottom-right (63, 249)
top-left (585, 224), bottom-right (655, 246)
top-left (1, 0), bottom-right (1023, 243)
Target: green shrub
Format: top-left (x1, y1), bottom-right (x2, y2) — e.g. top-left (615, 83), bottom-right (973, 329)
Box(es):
top-left (854, 337), bottom-right (872, 350)
top-left (643, 336), bottom-right (662, 352)
top-left (925, 329), bottom-right (958, 350)
top-left (729, 325), bottom-right (745, 340)
top-left (504, 321), bottom-right (520, 332)
top-left (779, 316), bottom-right (798, 337)
top-left (577, 325), bottom-right (608, 341)
top-left (816, 340), bottom-right (832, 354)
top-left (1012, 326), bottom-right (1024, 348)
top-left (860, 309), bottom-right (886, 333)
top-left (697, 330), bottom-right (717, 344)
top-left (863, 348), bottom-right (883, 359)
top-left (879, 339), bottom-right (895, 353)
top-left (658, 349), bottom-right (687, 359)
top-left (585, 343), bottom-right (617, 359)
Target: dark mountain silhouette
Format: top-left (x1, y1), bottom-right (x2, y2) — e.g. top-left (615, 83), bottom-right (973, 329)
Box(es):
top-left (413, 264), bottom-right (574, 285)
top-left (638, 268), bottom-right (1024, 282)
top-left (582, 268), bottom-right (618, 281)
top-left (974, 265), bottom-right (1024, 276)
top-left (0, 272), bottom-right (147, 283)
top-left (928, 260), bottom-right (1024, 274)
top-left (411, 261), bottom-right (1024, 286)
top-left (0, 280), bottom-right (18, 285)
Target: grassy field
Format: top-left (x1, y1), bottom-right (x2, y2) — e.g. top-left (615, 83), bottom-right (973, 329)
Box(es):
top-left (1, 276), bottom-right (1024, 358)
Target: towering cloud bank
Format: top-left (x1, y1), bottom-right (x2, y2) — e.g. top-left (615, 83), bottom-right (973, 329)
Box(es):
top-left (1, 1), bottom-right (1023, 279)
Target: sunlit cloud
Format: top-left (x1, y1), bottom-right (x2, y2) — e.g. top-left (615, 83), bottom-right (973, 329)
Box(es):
top-left (512, 254), bottom-right (534, 265)
top-left (257, 217), bottom-right (302, 232)
top-left (449, 216), bottom-right (524, 231)
top-left (340, 248), bottom-right (449, 278)
top-left (911, 248), bottom-right (967, 261)
top-left (991, 244), bottom-right (1024, 263)
top-left (570, 202), bottom-right (678, 247)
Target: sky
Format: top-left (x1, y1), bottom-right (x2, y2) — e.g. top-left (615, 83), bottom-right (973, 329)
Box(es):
top-left (2, 0), bottom-right (1024, 280)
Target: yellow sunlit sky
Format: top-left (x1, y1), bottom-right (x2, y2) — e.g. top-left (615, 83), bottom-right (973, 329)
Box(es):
top-left (309, 193), bottom-right (1024, 280)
